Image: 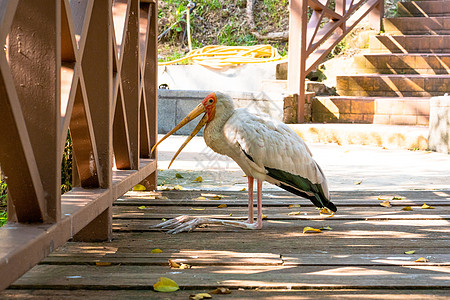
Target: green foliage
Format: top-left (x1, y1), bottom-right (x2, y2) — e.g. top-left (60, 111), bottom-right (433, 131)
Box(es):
top-left (61, 133), bottom-right (73, 194)
top-left (0, 180), bottom-right (7, 227)
top-left (0, 180), bottom-right (6, 206)
top-left (0, 211), bottom-right (6, 227)
top-left (328, 38), bottom-right (348, 59)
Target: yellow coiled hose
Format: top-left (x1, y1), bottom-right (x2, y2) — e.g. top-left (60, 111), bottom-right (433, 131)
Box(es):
top-left (158, 45), bottom-right (283, 69)
top-left (158, 5), bottom-right (283, 69)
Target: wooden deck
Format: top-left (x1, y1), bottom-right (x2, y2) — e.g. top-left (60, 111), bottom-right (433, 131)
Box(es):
top-left (2, 189), bottom-right (450, 299)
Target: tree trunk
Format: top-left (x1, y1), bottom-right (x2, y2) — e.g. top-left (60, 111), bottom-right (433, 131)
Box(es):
top-left (247, 0), bottom-right (255, 28)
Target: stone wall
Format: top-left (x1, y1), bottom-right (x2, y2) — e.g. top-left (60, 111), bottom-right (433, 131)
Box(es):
top-left (428, 95), bottom-right (450, 154)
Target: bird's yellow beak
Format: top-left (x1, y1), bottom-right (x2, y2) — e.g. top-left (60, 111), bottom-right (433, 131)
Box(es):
top-left (151, 103), bottom-right (208, 169)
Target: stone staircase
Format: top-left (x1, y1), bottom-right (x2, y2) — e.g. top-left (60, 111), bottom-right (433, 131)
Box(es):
top-left (313, 0), bottom-right (450, 125)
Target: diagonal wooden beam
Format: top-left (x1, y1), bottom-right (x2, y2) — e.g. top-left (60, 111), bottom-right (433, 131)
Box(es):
top-left (0, 54), bottom-right (46, 222)
top-left (69, 75), bottom-right (100, 188)
top-left (306, 10), bottom-right (325, 52)
top-left (81, 0), bottom-right (112, 188)
top-left (113, 87), bottom-right (132, 169)
top-left (120, 0), bottom-right (140, 170)
top-left (142, 1), bottom-right (158, 160)
top-left (0, 0), bottom-right (18, 42)
top-left (308, 0), bottom-right (342, 20)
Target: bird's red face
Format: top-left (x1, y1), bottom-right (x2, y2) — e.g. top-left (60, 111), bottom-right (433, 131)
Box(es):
top-left (201, 92), bottom-right (217, 122)
top-left (150, 92), bottom-right (218, 168)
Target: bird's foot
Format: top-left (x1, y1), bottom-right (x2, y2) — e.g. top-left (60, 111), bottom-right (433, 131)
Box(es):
top-left (151, 215), bottom-right (263, 234)
top-left (244, 218), bottom-right (263, 230)
top-left (150, 215), bottom-right (207, 234)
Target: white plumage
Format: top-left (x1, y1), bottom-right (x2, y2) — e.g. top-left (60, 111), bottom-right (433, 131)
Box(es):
top-left (152, 91), bottom-right (335, 233)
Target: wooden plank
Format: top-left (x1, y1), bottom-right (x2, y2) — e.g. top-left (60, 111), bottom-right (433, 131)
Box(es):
top-left (3, 289), bottom-right (450, 300)
top-left (116, 189), bottom-right (450, 207)
top-left (10, 264), bottom-right (450, 289)
top-left (57, 225), bottom-right (450, 255)
top-left (112, 205), bottom-right (450, 221)
top-left (41, 252), bottom-right (450, 267)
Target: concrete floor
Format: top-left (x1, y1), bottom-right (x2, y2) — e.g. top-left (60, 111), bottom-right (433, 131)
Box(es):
top-left (156, 134), bottom-right (450, 193)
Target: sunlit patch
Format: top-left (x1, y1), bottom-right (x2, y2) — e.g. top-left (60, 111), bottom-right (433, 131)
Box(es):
top-left (309, 267), bottom-right (400, 276)
top-left (211, 265), bottom-right (291, 275)
top-left (433, 191), bottom-right (450, 198)
top-left (409, 266), bottom-right (450, 274)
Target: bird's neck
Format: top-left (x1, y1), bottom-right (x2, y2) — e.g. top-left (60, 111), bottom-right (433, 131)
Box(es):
top-left (203, 106), bottom-right (234, 154)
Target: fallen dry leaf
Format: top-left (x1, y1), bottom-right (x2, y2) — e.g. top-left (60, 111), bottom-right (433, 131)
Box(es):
top-left (189, 293), bottom-right (212, 300)
top-left (380, 200), bottom-right (391, 208)
top-left (156, 195), bottom-right (169, 200)
top-left (303, 226), bottom-right (322, 233)
top-left (191, 208), bottom-right (206, 211)
top-left (161, 218), bottom-right (167, 222)
top-left (153, 277), bottom-right (179, 292)
top-left (288, 211), bottom-right (301, 216)
top-left (262, 214), bottom-right (268, 219)
top-left (392, 195), bottom-right (406, 200)
top-left (201, 193), bottom-right (223, 200)
top-left (415, 257), bottom-right (429, 263)
top-left (240, 188), bottom-right (247, 191)
top-left (151, 248), bottom-right (163, 254)
top-left (378, 195), bottom-right (391, 201)
top-left (289, 204), bottom-right (301, 209)
top-left (194, 176), bottom-right (203, 182)
top-left (320, 208), bottom-right (334, 216)
top-left (217, 204), bottom-right (227, 208)
top-left (169, 259), bottom-right (191, 269)
top-left (195, 196), bottom-right (206, 200)
top-left (402, 206), bottom-right (413, 211)
top-left (179, 263), bottom-right (191, 269)
top-left (168, 259), bottom-right (180, 268)
top-left (173, 185), bottom-right (183, 190)
top-left (210, 287), bottom-right (231, 294)
top-left (175, 173), bottom-right (184, 179)
top-left (354, 180), bottom-right (363, 185)
top-left (132, 184), bottom-right (146, 191)
top-left (95, 262), bottom-right (112, 266)
top-left (138, 206), bottom-right (147, 210)
top-left (320, 225), bottom-right (333, 231)
top-left (421, 203), bottom-right (435, 209)
top-left (404, 250), bottom-right (416, 255)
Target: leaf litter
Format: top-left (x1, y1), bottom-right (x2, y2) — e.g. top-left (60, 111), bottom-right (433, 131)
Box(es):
top-left (153, 277), bottom-right (179, 292)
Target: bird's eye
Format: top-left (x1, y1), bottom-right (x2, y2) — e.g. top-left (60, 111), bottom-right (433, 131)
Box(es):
top-left (208, 99), bottom-right (213, 104)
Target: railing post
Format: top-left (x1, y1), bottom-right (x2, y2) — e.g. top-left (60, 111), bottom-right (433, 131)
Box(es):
top-left (288, 0), bottom-right (307, 123)
top-left (73, 0), bottom-right (113, 242)
top-left (368, 0), bottom-right (384, 32)
top-left (140, 0), bottom-right (158, 190)
top-left (7, 0), bottom-right (61, 223)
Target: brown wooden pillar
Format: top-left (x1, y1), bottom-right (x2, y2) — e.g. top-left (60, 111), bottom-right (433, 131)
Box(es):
top-left (287, 0), bottom-right (307, 123)
top-left (7, 0), bottom-right (61, 223)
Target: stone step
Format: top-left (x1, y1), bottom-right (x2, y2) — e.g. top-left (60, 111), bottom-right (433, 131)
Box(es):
top-left (336, 74), bottom-right (450, 97)
top-left (383, 17), bottom-right (450, 35)
top-left (370, 35), bottom-right (450, 53)
top-left (312, 96), bottom-right (430, 125)
top-left (351, 53), bottom-right (450, 74)
top-left (397, 1), bottom-right (450, 17)
top-left (288, 123), bottom-right (429, 150)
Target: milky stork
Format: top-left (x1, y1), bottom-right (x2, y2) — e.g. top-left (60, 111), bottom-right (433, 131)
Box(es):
top-left (151, 92), bottom-right (336, 233)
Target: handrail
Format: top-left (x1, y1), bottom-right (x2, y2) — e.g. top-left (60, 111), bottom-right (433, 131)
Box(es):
top-left (287, 0), bottom-right (384, 122)
top-left (0, 0), bottom-right (158, 290)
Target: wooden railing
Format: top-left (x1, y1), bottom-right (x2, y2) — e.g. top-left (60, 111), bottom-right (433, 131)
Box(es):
top-left (288, 0), bottom-right (384, 122)
top-left (0, 0), bottom-right (158, 290)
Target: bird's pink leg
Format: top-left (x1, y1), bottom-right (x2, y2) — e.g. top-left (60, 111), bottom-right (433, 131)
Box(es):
top-left (254, 180), bottom-right (263, 229)
top-left (151, 177), bottom-right (264, 233)
top-left (247, 176), bottom-right (254, 224)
